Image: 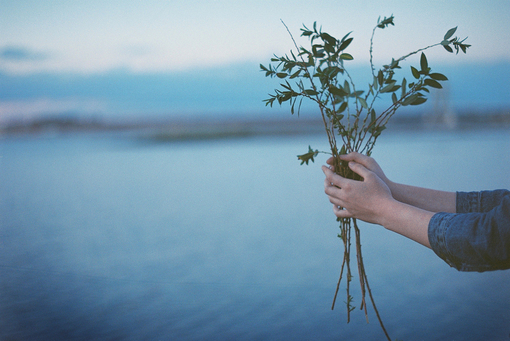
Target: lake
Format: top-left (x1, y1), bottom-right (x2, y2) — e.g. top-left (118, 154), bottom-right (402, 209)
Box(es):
top-left (1, 128), bottom-right (509, 340)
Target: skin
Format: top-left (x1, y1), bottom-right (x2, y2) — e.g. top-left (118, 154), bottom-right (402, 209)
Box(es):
top-left (322, 152), bottom-right (457, 249)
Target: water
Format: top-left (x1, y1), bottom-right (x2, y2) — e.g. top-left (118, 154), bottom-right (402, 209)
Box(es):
top-left (1, 129), bottom-right (509, 340)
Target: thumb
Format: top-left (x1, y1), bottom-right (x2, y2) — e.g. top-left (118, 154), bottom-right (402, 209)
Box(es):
top-left (348, 161), bottom-right (371, 180)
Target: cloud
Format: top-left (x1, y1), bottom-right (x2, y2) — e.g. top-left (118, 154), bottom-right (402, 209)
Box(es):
top-left (0, 46), bottom-right (48, 61)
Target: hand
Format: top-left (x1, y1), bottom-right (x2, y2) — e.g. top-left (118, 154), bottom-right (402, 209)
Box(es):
top-left (326, 152), bottom-right (392, 190)
top-left (322, 160), bottom-right (395, 225)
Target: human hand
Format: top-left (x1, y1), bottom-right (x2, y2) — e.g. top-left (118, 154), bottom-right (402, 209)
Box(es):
top-left (322, 161), bottom-right (395, 225)
top-left (326, 152), bottom-right (391, 188)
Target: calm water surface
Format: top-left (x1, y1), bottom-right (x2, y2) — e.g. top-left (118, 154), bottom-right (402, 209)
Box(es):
top-left (1, 129), bottom-right (509, 340)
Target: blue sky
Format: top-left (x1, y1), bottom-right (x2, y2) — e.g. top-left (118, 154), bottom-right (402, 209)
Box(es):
top-left (0, 0), bottom-right (509, 122)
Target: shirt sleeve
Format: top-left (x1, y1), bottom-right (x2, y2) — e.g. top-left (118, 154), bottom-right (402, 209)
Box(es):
top-left (428, 190), bottom-right (510, 272)
top-left (456, 189), bottom-right (510, 213)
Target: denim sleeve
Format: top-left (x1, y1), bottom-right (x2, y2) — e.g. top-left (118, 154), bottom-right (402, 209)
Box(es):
top-left (456, 189), bottom-right (510, 213)
top-left (428, 190), bottom-right (510, 272)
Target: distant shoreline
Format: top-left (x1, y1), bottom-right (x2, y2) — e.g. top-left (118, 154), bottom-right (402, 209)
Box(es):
top-left (1, 108), bottom-right (509, 140)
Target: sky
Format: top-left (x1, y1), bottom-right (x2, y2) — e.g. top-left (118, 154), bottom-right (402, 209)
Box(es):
top-left (0, 0), bottom-right (509, 122)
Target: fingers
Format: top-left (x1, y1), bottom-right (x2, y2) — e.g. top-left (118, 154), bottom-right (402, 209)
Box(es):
top-left (333, 205), bottom-right (353, 219)
top-left (339, 152), bottom-right (368, 164)
top-left (324, 179), bottom-right (342, 201)
top-left (328, 152), bottom-right (364, 164)
top-left (323, 160), bottom-right (371, 183)
top-left (321, 165), bottom-right (334, 181)
top-left (322, 165), bottom-right (346, 188)
top-left (346, 161), bottom-right (370, 180)
top-left (328, 152), bottom-right (371, 171)
top-left (323, 168), bottom-right (346, 210)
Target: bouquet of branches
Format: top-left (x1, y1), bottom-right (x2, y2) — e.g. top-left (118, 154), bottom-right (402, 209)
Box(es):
top-left (261, 15), bottom-right (469, 340)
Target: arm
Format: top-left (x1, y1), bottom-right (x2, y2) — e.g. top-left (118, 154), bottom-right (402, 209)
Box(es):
top-left (386, 182), bottom-right (456, 214)
top-left (323, 155), bottom-right (510, 271)
top-left (322, 162), bottom-right (433, 248)
top-left (328, 153), bottom-right (456, 213)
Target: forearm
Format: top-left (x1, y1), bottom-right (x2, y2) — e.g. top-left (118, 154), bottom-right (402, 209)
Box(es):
top-left (388, 181), bottom-right (456, 213)
top-left (380, 199), bottom-right (434, 248)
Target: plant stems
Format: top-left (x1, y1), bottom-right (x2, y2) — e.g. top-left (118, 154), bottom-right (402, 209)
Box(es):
top-left (264, 16), bottom-right (469, 341)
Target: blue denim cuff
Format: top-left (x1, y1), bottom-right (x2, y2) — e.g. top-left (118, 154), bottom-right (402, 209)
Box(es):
top-left (428, 210), bottom-right (509, 272)
top-left (456, 191), bottom-right (480, 213)
top-left (428, 212), bottom-right (460, 270)
top-left (457, 190), bottom-right (510, 213)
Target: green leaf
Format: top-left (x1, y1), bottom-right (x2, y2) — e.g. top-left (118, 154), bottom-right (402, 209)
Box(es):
top-left (334, 113), bottom-right (344, 121)
top-left (312, 45), bottom-right (325, 58)
top-left (323, 66), bottom-right (343, 79)
top-left (301, 29), bottom-right (313, 37)
top-left (263, 95), bottom-right (276, 107)
top-left (297, 146), bottom-right (319, 165)
top-left (444, 26), bottom-right (457, 40)
top-left (429, 73), bottom-right (448, 81)
top-left (329, 85), bottom-right (348, 97)
top-left (324, 42), bottom-right (335, 54)
top-left (424, 78), bottom-right (442, 89)
top-left (377, 70), bottom-right (384, 86)
top-left (304, 89), bottom-right (319, 96)
top-left (321, 32), bottom-right (336, 45)
top-left (276, 72), bottom-right (288, 79)
top-left (411, 66), bottom-right (420, 79)
top-left (410, 97), bottom-right (427, 105)
top-left (392, 92), bottom-right (397, 104)
top-left (359, 97), bottom-right (368, 109)
top-left (380, 81), bottom-right (398, 93)
top-left (420, 53), bottom-right (429, 74)
top-left (401, 78), bottom-right (407, 98)
top-left (337, 101), bottom-right (348, 114)
top-left (389, 58), bottom-right (400, 69)
top-left (372, 75), bottom-right (379, 90)
top-left (289, 70), bottom-right (301, 79)
top-left (281, 81), bottom-right (292, 90)
top-left (402, 93), bottom-right (419, 106)
top-left (377, 15), bottom-right (395, 29)
top-left (338, 37), bottom-right (353, 51)
top-left (340, 53), bottom-right (354, 60)
top-left (372, 125), bottom-right (386, 138)
top-left (344, 80), bottom-right (351, 94)
top-left (456, 39), bottom-right (471, 54)
top-left (443, 44), bottom-right (453, 53)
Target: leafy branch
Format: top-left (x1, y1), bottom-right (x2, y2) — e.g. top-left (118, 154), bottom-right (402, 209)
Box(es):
top-left (261, 15), bottom-right (469, 341)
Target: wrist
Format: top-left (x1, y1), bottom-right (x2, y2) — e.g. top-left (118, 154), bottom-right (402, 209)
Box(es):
top-left (386, 180), bottom-right (405, 202)
top-left (375, 196), bottom-right (401, 227)
top-left (378, 199), bottom-right (433, 248)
